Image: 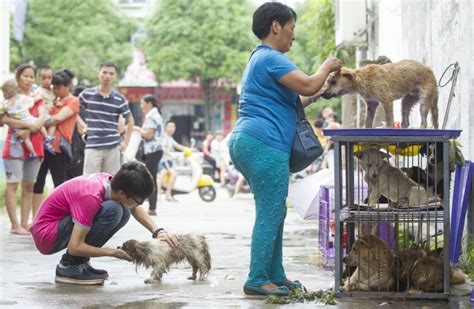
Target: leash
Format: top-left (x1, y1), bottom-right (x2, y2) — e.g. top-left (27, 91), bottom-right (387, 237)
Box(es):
top-left (439, 62), bottom-right (460, 129)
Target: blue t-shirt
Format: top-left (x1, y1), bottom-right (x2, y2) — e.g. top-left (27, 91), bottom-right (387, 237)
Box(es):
top-left (234, 44), bottom-right (298, 153)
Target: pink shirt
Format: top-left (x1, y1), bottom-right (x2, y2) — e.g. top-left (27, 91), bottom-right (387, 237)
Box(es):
top-left (31, 173), bottom-right (112, 254)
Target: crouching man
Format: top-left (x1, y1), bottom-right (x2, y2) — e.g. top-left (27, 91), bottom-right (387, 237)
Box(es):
top-left (30, 161), bottom-right (179, 285)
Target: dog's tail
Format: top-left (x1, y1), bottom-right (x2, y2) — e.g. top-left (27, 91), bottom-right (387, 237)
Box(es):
top-left (450, 269), bottom-right (467, 284)
top-left (201, 237), bottom-right (212, 274)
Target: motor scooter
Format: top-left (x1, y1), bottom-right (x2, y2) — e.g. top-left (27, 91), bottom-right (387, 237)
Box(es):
top-left (161, 147), bottom-right (217, 202)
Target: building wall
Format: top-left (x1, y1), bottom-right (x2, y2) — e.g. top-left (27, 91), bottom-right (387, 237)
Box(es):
top-left (373, 0), bottom-right (474, 159)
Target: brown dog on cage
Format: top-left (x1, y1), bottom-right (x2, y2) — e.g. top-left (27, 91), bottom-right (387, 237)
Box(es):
top-left (356, 148), bottom-right (438, 208)
top-left (321, 59), bottom-right (439, 128)
top-left (120, 234), bottom-right (211, 284)
top-left (341, 234), bottom-right (395, 292)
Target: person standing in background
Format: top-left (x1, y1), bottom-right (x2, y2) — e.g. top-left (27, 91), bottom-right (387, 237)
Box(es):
top-left (32, 69), bottom-right (80, 217)
top-left (79, 61), bottom-right (134, 175)
top-left (1, 63), bottom-right (46, 235)
top-left (133, 94), bottom-right (164, 216)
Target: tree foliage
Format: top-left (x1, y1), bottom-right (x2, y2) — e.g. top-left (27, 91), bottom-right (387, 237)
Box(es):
top-left (142, 0), bottom-right (255, 84)
top-left (142, 0), bottom-right (255, 129)
top-left (10, 0), bottom-right (135, 84)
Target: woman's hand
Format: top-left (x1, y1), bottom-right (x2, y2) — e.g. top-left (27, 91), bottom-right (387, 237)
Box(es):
top-left (112, 248), bottom-right (133, 261)
top-left (321, 57), bottom-right (343, 74)
top-left (158, 231), bottom-right (180, 248)
top-left (15, 129), bottom-right (31, 140)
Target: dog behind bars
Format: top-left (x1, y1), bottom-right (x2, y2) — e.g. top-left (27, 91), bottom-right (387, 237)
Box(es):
top-left (341, 234), bottom-right (395, 292)
top-left (356, 148), bottom-right (438, 208)
top-left (120, 234), bottom-right (211, 283)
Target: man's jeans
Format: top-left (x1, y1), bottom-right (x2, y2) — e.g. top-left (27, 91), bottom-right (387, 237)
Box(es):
top-left (48, 200), bottom-right (131, 266)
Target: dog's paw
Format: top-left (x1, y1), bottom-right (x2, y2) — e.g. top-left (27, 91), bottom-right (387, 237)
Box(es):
top-left (144, 278), bottom-right (159, 284)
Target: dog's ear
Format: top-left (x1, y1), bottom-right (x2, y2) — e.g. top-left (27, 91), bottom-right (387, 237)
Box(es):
top-left (342, 72), bottom-right (355, 81)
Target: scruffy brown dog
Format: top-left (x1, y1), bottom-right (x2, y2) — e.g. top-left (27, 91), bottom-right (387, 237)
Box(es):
top-left (120, 234), bottom-right (211, 284)
top-left (321, 59), bottom-right (439, 129)
top-left (341, 234), bottom-right (395, 292)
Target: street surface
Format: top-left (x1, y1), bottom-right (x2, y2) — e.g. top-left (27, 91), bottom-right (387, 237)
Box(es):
top-left (0, 187), bottom-right (472, 308)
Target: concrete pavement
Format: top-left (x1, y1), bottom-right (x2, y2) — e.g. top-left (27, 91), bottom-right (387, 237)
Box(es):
top-left (0, 187), bottom-right (472, 308)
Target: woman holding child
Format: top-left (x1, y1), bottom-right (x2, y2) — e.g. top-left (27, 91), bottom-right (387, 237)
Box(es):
top-left (32, 69), bottom-right (79, 217)
top-left (1, 63), bottom-right (46, 235)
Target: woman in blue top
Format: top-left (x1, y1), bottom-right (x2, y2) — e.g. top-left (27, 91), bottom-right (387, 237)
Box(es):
top-left (229, 2), bottom-right (342, 296)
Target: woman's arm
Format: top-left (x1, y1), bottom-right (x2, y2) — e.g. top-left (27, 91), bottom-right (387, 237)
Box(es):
top-left (278, 57), bottom-right (342, 96)
top-left (134, 126), bottom-right (154, 141)
top-left (46, 106), bottom-right (75, 127)
top-left (2, 114), bottom-right (41, 132)
top-left (67, 224), bottom-right (132, 261)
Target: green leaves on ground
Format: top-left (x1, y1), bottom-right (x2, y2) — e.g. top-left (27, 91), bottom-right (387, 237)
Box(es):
top-left (266, 287), bottom-right (336, 305)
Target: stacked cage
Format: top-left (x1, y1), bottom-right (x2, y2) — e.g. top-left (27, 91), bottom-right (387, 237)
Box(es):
top-left (324, 128), bottom-right (461, 299)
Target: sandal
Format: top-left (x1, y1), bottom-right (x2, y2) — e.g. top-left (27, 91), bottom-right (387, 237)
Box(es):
top-left (273, 279), bottom-right (303, 290)
top-left (243, 284), bottom-right (289, 296)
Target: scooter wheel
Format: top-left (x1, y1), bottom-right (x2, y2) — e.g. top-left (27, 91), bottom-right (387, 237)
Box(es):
top-left (199, 186), bottom-right (216, 202)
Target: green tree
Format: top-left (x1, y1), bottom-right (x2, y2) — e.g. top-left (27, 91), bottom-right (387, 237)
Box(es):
top-left (10, 0), bottom-right (135, 84)
top-left (288, 0), bottom-right (355, 123)
top-left (142, 0), bottom-right (255, 130)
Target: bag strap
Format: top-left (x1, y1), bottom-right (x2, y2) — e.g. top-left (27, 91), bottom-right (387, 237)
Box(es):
top-left (295, 96), bottom-right (306, 121)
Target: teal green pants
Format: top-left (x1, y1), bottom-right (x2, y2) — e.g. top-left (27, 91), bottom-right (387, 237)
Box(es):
top-left (229, 132), bottom-right (290, 287)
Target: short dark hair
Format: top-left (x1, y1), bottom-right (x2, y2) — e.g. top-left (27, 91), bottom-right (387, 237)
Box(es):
top-left (38, 66), bottom-right (53, 75)
top-left (252, 2), bottom-right (297, 39)
top-left (314, 118), bottom-right (327, 129)
top-left (15, 63), bottom-right (36, 82)
top-left (99, 61), bottom-right (118, 72)
top-left (111, 161), bottom-right (154, 200)
top-left (142, 94), bottom-right (158, 108)
top-left (52, 69), bottom-right (75, 87)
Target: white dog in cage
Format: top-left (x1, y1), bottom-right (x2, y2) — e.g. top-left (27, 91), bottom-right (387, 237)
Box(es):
top-left (355, 148), bottom-right (438, 208)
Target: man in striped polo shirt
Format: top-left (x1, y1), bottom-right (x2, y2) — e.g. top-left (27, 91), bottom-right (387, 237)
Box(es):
top-left (79, 61), bottom-right (135, 175)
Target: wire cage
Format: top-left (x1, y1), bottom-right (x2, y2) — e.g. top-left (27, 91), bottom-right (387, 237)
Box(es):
top-left (323, 128), bottom-right (461, 299)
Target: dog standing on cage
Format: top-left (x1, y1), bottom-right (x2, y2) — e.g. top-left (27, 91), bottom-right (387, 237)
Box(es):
top-left (320, 59), bottom-right (439, 129)
top-left (356, 148), bottom-right (438, 208)
top-left (119, 234), bottom-right (211, 283)
top-left (341, 234), bottom-right (395, 292)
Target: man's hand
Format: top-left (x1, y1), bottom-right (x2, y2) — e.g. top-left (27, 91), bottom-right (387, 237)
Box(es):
top-left (119, 141), bottom-right (128, 151)
top-left (158, 231), bottom-right (179, 248)
top-left (112, 248), bottom-right (133, 261)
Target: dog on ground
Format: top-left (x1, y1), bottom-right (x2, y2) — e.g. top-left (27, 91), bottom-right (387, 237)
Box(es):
top-left (341, 234), bottom-right (395, 292)
top-left (321, 59), bottom-right (439, 129)
top-left (356, 148), bottom-right (438, 208)
top-left (120, 234), bottom-right (211, 283)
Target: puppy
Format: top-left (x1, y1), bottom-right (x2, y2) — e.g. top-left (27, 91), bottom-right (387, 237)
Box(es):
top-left (341, 234), bottom-right (395, 292)
top-left (356, 148), bottom-right (437, 208)
top-left (396, 246), bottom-right (467, 293)
top-left (321, 60), bottom-right (439, 128)
top-left (120, 234), bottom-right (211, 283)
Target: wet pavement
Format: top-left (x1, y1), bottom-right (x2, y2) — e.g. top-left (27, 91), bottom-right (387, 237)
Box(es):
top-left (0, 187), bottom-right (472, 308)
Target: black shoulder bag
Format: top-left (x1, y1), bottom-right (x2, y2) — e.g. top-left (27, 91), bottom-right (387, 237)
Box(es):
top-left (289, 96), bottom-right (324, 173)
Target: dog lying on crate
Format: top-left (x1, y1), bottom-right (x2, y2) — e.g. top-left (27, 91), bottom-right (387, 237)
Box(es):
top-left (321, 59), bottom-right (439, 128)
top-left (356, 148), bottom-right (439, 208)
top-left (119, 234), bottom-right (211, 283)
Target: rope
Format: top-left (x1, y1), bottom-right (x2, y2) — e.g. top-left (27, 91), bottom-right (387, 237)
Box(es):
top-left (438, 62), bottom-right (459, 88)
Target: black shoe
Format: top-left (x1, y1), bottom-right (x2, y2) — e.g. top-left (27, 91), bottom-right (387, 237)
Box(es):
top-left (81, 262), bottom-right (109, 279)
top-left (55, 263), bottom-right (105, 285)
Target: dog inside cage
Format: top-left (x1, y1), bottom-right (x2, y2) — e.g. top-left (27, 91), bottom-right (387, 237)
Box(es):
top-left (336, 141), bottom-right (467, 295)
